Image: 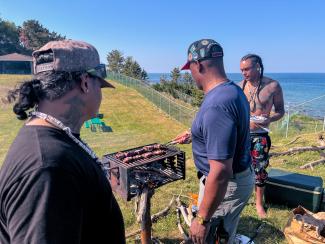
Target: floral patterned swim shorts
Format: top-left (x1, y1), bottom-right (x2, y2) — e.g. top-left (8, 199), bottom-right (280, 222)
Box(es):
top-left (250, 133), bottom-right (271, 187)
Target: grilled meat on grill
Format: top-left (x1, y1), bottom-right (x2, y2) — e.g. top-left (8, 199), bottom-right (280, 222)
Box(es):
top-left (143, 144), bottom-right (167, 151)
top-left (120, 149), bottom-right (166, 164)
top-left (115, 144), bottom-right (167, 162)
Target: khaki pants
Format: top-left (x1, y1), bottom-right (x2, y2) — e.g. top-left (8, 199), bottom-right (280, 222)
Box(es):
top-left (198, 166), bottom-right (254, 243)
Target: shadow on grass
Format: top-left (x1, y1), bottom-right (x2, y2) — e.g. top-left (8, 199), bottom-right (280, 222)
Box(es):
top-left (89, 123), bottom-right (113, 133)
top-left (153, 238), bottom-right (183, 243)
top-left (131, 238), bottom-right (184, 244)
top-left (101, 123), bottom-right (113, 132)
top-left (237, 216), bottom-right (286, 244)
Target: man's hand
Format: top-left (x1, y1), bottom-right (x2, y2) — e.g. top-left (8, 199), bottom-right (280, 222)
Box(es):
top-left (254, 115), bottom-right (271, 126)
top-left (190, 218), bottom-right (210, 244)
top-left (172, 130), bottom-right (192, 144)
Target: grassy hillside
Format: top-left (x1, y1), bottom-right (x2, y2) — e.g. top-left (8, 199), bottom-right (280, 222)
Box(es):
top-left (1, 75), bottom-right (325, 243)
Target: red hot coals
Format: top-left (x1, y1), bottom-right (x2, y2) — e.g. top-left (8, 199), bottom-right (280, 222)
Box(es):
top-left (115, 144), bottom-right (167, 164)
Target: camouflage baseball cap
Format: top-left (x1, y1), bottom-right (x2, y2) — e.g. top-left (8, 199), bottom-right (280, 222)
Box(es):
top-left (32, 40), bottom-right (114, 88)
top-left (181, 39), bottom-right (224, 70)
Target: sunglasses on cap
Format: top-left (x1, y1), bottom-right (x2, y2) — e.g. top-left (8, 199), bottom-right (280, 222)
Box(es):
top-left (86, 64), bottom-right (107, 79)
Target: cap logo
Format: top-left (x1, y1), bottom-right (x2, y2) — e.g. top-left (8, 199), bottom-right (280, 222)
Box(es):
top-left (192, 51), bottom-right (199, 60)
top-left (201, 40), bottom-right (209, 45)
top-left (190, 44), bottom-right (196, 52)
top-left (212, 52), bottom-right (223, 57)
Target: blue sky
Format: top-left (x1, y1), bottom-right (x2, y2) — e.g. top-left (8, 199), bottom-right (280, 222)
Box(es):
top-left (1, 0), bottom-right (324, 73)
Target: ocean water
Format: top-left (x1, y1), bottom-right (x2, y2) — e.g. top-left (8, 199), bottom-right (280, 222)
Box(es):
top-left (148, 73), bottom-right (325, 118)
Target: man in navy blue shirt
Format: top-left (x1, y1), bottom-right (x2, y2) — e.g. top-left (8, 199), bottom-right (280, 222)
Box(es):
top-left (174, 39), bottom-right (254, 243)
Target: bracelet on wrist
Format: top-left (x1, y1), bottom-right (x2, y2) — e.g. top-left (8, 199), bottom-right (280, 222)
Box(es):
top-left (196, 214), bottom-right (210, 225)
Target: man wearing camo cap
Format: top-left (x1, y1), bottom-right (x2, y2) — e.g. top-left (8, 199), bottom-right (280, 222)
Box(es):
top-left (0, 40), bottom-right (125, 243)
top-left (174, 39), bottom-right (254, 243)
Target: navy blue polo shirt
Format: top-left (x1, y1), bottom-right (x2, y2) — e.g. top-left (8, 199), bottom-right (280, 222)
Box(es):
top-left (191, 80), bottom-right (251, 176)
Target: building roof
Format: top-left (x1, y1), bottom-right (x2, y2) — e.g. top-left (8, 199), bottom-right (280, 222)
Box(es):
top-left (0, 53), bottom-right (33, 62)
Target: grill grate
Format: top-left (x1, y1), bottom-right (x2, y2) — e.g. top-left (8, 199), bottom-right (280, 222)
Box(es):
top-left (102, 143), bottom-right (186, 201)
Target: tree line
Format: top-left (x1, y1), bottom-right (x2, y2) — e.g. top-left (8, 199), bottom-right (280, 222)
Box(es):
top-left (152, 68), bottom-right (204, 107)
top-left (106, 49), bottom-right (203, 107)
top-left (0, 18), bottom-right (65, 55)
top-left (1, 17), bottom-right (203, 107)
top-left (106, 50), bottom-right (148, 80)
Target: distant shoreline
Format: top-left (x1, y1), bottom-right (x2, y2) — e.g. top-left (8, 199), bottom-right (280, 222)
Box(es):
top-left (147, 73), bottom-right (325, 118)
top-left (147, 72), bottom-right (325, 83)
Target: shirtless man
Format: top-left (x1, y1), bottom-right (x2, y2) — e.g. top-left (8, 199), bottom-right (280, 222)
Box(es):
top-left (239, 54), bottom-right (284, 218)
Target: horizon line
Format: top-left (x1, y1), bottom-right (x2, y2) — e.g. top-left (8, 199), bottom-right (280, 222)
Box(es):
top-left (147, 72), bottom-right (325, 74)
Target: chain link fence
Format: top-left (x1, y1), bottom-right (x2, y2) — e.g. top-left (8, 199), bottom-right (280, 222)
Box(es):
top-left (107, 72), bottom-right (325, 138)
top-left (271, 94), bottom-right (325, 138)
top-left (107, 72), bottom-right (197, 127)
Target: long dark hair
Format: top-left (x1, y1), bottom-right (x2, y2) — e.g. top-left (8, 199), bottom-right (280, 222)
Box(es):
top-left (241, 54), bottom-right (264, 103)
top-left (5, 51), bottom-right (85, 120)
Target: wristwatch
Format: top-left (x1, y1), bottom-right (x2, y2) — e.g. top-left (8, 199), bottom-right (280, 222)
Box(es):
top-left (196, 214), bottom-right (210, 225)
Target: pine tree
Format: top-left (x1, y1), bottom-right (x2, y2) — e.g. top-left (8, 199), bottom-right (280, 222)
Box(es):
top-left (106, 50), bottom-right (124, 73)
top-left (141, 69), bottom-right (148, 80)
top-left (19, 20), bottom-right (65, 51)
top-left (0, 18), bottom-right (28, 55)
top-left (171, 67), bottom-right (181, 83)
top-left (182, 72), bottom-right (194, 84)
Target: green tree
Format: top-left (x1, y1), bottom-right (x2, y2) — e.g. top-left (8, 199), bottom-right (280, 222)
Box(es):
top-left (191, 88), bottom-right (204, 107)
top-left (171, 67), bottom-right (181, 83)
top-left (182, 72), bottom-right (194, 84)
top-left (122, 56), bottom-right (143, 79)
top-left (152, 67), bottom-right (204, 107)
top-left (0, 18), bottom-right (27, 55)
top-left (130, 60), bottom-right (142, 79)
top-left (122, 56), bottom-right (134, 77)
top-left (19, 20), bottom-right (65, 51)
top-left (106, 50), bottom-right (124, 73)
top-left (141, 68), bottom-right (148, 80)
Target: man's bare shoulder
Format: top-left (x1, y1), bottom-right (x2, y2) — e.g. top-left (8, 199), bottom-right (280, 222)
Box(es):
top-left (263, 76), bottom-right (282, 91)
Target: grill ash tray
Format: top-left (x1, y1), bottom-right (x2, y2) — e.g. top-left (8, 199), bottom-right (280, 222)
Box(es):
top-left (102, 143), bottom-right (186, 201)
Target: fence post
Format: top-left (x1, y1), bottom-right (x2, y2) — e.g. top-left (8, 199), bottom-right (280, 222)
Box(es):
top-left (159, 96), bottom-right (162, 110)
top-left (178, 107), bottom-right (181, 123)
top-left (285, 104), bottom-right (290, 138)
top-left (168, 99), bottom-right (171, 116)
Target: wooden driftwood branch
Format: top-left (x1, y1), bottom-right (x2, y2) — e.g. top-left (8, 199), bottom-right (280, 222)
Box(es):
top-left (126, 196), bottom-right (175, 239)
top-left (176, 208), bottom-right (191, 243)
top-left (270, 146), bottom-right (325, 157)
top-left (300, 158), bottom-right (325, 169)
top-left (126, 229), bottom-right (141, 239)
top-left (127, 194), bottom-right (194, 240)
top-left (176, 197), bottom-right (192, 227)
top-left (271, 136), bottom-right (301, 148)
top-left (136, 187), bottom-right (151, 224)
top-left (151, 196), bottom-right (175, 223)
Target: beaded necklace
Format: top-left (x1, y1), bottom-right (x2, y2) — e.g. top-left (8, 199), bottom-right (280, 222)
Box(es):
top-left (247, 80), bottom-right (260, 112)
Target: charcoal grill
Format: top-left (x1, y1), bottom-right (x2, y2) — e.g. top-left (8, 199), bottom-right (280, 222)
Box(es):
top-left (102, 143), bottom-right (186, 201)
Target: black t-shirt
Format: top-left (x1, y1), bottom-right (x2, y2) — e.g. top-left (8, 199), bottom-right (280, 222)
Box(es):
top-left (0, 125), bottom-right (125, 244)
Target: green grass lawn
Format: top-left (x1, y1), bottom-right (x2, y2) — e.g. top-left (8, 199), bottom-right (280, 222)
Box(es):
top-left (1, 75), bottom-right (325, 243)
